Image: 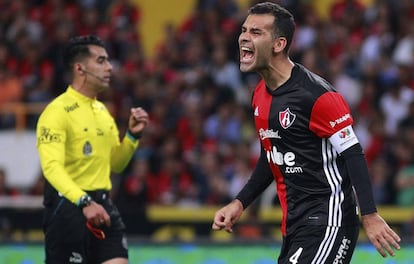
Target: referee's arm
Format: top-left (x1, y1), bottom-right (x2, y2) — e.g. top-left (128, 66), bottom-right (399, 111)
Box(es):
top-left (36, 106), bottom-right (86, 204)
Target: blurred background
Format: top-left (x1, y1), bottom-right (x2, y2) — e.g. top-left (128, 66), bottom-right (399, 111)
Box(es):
top-left (1, 0), bottom-right (414, 263)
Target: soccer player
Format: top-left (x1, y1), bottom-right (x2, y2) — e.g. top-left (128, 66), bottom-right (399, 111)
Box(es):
top-left (211, 2), bottom-right (401, 263)
top-left (36, 35), bottom-right (149, 264)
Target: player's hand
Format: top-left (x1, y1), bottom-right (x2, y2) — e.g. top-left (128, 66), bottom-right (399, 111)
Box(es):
top-left (82, 201), bottom-right (111, 227)
top-left (361, 212), bottom-right (401, 257)
top-left (212, 199), bottom-right (244, 233)
top-left (128, 107), bottom-right (149, 136)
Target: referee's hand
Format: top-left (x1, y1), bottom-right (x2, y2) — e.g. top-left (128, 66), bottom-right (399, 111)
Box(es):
top-left (362, 212), bottom-right (401, 258)
top-left (128, 107), bottom-right (149, 135)
top-left (82, 201), bottom-right (111, 227)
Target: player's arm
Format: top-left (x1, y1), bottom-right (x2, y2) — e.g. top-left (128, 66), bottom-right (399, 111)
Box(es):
top-left (311, 91), bottom-right (400, 257)
top-left (310, 91), bottom-right (377, 213)
top-left (36, 105), bottom-right (87, 204)
top-left (333, 135), bottom-right (377, 215)
top-left (330, 127), bottom-right (401, 257)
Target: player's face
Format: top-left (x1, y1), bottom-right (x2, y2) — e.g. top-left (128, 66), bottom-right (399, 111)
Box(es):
top-left (84, 45), bottom-right (113, 93)
top-left (238, 14), bottom-right (277, 73)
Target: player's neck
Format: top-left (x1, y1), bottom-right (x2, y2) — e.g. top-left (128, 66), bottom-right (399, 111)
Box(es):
top-left (260, 58), bottom-right (294, 90)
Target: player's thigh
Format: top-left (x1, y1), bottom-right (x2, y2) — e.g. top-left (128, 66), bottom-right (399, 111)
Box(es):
top-left (278, 225), bottom-right (358, 264)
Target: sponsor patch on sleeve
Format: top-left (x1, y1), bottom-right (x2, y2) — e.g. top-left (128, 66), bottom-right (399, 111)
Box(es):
top-left (38, 126), bottom-right (62, 144)
top-left (329, 125), bottom-right (359, 153)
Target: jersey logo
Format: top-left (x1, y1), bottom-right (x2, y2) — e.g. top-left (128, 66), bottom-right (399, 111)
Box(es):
top-left (64, 102), bottom-right (79, 113)
top-left (96, 128), bottom-right (104, 136)
top-left (330, 113), bottom-right (351, 128)
top-left (69, 252), bottom-right (83, 263)
top-left (83, 141), bottom-right (92, 156)
top-left (38, 127), bottom-right (61, 144)
top-left (266, 146), bottom-right (303, 174)
top-left (254, 106), bottom-right (259, 116)
top-left (333, 236), bottom-right (351, 264)
top-left (279, 108), bottom-right (296, 129)
top-left (259, 128), bottom-right (281, 140)
top-left (339, 128), bottom-right (351, 138)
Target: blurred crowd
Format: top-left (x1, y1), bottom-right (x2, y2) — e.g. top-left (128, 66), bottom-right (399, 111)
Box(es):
top-left (1, 0), bottom-right (414, 236)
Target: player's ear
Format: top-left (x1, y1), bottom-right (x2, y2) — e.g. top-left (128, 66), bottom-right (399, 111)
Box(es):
top-left (273, 37), bottom-right (287, 53)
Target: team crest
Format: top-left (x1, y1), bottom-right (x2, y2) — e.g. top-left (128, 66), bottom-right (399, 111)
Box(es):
top-left (279, 108), bottom-right (296, 129)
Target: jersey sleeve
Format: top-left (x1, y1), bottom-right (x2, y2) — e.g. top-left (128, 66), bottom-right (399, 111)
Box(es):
top-left (341, 144), bottom-right (377, 215)
top-left (310, 92), bottom-right (376, 214)
top-left (309, 91), bottom-right (359, 153)
top-left (36, 103), bottom-right (86, 204)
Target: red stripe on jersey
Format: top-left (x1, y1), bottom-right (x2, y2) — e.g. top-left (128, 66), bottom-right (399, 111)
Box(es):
top-left (252, 80), bottom-right (288, 235)
top-left (309, 91), bottom-right (353, 137)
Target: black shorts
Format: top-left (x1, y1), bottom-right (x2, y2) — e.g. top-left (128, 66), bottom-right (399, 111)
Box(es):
top-left (43, 190), bottom-right (128, 264)
top-left (278, 225), bottom-right (359, 264)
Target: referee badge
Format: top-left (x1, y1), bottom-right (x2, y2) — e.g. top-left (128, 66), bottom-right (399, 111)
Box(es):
top-left (83, 141), bottom-right (92, 156)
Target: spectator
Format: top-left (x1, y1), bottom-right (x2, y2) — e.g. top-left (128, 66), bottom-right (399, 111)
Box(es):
top-left (200, 150), bottom-right (231, 205)
top-left (0, 167), bottom-right (20, 197)
top-left (115, 158), bottom-right (150, 235)
top-left (147, 156), bottom-right (197, 206)
top-left (0, 167), bottom-right (20, 240)
top-left (394, 141), bottom-right (414, 207)
top-left (27, 172), bottom-right (45, 196)
top-left (369, 156), bottom-right (392, 205)
top-left (395, 162), bottom-right (414, 207)
top-left (228, 156), bottom-right (253, 199)
top-left (379, 79), bottom-right (414, 136)
top-left (0, 65), bottom-right (23, 128)
top-left (206, 44), bottom-right (247, 104)
top-left (204, 99), bottom-right (242, 144)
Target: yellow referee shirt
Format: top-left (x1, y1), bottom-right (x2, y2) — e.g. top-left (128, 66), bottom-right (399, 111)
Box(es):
top-left (36, 86), bottom-right (138, 204)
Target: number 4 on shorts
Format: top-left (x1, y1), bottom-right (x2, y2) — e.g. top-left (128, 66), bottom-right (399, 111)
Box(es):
top-left (289, 247), bottom-right (303, 264)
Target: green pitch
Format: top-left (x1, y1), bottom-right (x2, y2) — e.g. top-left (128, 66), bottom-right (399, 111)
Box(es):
top-left (1, 243), bottom-right (413, 263)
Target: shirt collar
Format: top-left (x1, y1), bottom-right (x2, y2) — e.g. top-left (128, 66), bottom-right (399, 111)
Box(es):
top-left (66, 85), bottom-right (96, 103)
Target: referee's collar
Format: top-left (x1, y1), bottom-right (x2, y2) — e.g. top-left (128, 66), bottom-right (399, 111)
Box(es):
top-left (66, 85), bottom-right (97, 103)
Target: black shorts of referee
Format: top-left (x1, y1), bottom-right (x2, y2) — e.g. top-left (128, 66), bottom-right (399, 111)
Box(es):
top-left (43, 188), bottom-right (128, 264)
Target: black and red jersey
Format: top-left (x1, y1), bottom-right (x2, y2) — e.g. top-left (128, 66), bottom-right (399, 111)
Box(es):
top-left (250, 64), bottom-right (360, 235)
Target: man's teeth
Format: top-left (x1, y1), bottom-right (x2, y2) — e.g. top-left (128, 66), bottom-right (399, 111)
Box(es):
top-left (241, 47), bottom-right (252, 52)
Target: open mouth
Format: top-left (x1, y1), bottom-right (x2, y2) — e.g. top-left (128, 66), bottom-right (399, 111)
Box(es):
top-left (240, 47), bottom-right (254, 63)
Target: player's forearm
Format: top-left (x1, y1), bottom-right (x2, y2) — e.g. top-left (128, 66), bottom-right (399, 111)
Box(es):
top-left (342, 144), bottom-right (377, 215)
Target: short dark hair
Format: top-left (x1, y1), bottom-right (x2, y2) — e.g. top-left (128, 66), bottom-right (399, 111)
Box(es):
top-left (63, 35), bottom-right (105, 70)
top-left (249, 2), bottom-right (295, 53)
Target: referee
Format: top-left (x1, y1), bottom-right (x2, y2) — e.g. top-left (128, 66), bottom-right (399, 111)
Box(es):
top-left (36, 35), bottom-right (149, 264)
